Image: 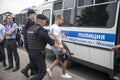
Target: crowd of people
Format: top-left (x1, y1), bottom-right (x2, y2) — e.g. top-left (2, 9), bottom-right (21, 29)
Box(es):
top-left (0, 9), bottom-right (72, 80)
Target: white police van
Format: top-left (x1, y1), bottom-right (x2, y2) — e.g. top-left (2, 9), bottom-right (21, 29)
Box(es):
top-left (38, 0), bottom-right (120, 79)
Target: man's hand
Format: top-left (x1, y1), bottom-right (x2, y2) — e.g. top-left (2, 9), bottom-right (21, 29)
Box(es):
top-left (111, 46), bottom-right (117, 51)
top-left (4, 32), bottom-right (7, 36)
top-left (61, 48), bottom-right (66, 54)
top-left (110, 45), bottom-right (120, 51)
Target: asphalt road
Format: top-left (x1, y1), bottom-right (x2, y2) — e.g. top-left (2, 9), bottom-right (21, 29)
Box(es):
top-left (0, 47), bottom-right (110, 80)
top-left (46, 50), bottom-right (110, 80)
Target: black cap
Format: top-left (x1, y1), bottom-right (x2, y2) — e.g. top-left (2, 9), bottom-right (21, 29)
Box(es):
top-left (37, 14), bottom-right (47, 20)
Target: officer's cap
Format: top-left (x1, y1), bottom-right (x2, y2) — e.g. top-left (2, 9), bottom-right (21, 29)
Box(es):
top-left (37, 14), bottom-right (47, 20)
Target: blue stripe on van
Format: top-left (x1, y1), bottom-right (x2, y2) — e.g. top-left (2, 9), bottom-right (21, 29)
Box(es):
top-left (62, 30), bottom-right (115, 42)
top-left (47, 29), bottom-right (115, 42)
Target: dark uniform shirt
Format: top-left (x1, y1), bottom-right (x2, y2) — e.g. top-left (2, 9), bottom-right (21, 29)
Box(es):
top-left (23, 18), bottom-right (35, 38)
top-left (23, 18), bottom-right (35, 51)
top-left (36, 24), bottom-right (55, 48)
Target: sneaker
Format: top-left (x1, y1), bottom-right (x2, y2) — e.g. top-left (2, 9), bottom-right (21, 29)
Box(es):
top-left (47, 68), bottom-right (52, 78)
top-left (61, 73), bottom-right (72, 79)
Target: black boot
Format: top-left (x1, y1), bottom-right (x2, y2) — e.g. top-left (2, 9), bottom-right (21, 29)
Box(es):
top-left (21, 64), bottom-right (30, 78)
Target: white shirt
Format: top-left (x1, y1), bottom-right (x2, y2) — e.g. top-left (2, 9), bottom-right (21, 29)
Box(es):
top-left (0, 24), bottom-right (5, 39)
top-left (50, 24), bottom-right (61, 42)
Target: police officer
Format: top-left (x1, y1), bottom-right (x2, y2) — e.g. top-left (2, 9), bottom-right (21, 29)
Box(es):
top-left (21, 9), bottom-right (36, 78)
top-left (27, 14), bottom-right (66, 80)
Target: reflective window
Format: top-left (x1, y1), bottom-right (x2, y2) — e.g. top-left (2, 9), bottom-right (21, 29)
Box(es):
top-left (52, 10), bottom-right (63, 24)
top-left (78, 0), bottom-right (93, 6)
top-left (76, 2), bottom-right (117, 28)
top-left (52, 9), bottom-right (74, 26)
top-left (95, 0), bottom-right (116, 4)
top-left (62, 9), bottom-right (75, 26)
top-left (21, 14), bottom-right (27, 25)
top-left (15, 14), bottom-right (21, 25)
top-left (53, 1), bottom-right (63, 10)
top-left (42, 9), bottom-right (50, 26)
top-left (63, 0), bottom-right (75, 9)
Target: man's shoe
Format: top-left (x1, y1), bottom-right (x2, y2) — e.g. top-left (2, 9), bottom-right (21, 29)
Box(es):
top-left (21, 69), bottom-right (29, 78)
top-left (61, 73), bottom-right (72, 79)
top-left (12, 67), bottom-right (20, 72)
top-left (47, 68), bottom-right (52, 78)
top-left (4, 66), bottom-right (13, 70)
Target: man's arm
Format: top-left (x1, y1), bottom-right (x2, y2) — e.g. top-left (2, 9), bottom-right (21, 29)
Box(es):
top-left (0, 26), bottom-right (5, 43)
top-left (4, 23), bottom-right (17, 35)
top-left (37, 29), bottom-right (65, 49)
top-left (54, 35), bottom-right (66, 54)
top-left (54, 35), bottom-right (61, 45)
top-left (111, 45), bottom-right (120, 51)
top-left (4, 29), bottom-right (15, 35)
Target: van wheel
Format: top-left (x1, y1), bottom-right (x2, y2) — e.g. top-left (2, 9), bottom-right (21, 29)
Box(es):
top-left (66, 59), bottom-right (72, 68)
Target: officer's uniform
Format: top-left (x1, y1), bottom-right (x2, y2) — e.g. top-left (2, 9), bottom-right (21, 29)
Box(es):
top-left (21, 9), bottom-right (36, 77)
top-left (23, 18), bottom-right (35, 51)
top-left (22, 18), bottom-right (35, 76)
top-left (27, 17), bottom-right (55, 80)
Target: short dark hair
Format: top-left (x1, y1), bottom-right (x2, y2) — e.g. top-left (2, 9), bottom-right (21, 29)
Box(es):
top-left (27, 9), bottom-right (35, 16)
top-left (37, 14), bottom-right (47, 20)
top-left (6, 15), bottom-right (12, 19)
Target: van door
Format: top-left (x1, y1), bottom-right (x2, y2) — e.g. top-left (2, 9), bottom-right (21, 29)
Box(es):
top-left (38, 2), bottom-right (53, 26)
top-left (114, 2), bottom-right (120, 75)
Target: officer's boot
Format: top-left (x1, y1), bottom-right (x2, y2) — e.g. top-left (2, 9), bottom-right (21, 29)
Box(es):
top-left (30, 67), bottom-right (37, 76)
top-left (21, 64), bottom-right (30, 78)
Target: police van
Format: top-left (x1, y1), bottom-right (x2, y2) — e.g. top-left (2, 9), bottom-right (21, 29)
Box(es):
top-left (38, 0), bottom-right (120, 79)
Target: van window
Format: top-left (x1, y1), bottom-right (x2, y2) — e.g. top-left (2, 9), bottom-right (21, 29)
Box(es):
top-left (62, 9), bottom-right (75, 26)
top-left (52, 9), bottom-right (74, 26)
top-left (52, 10), bottom-right (63, 24)
top-left (78, 0), bottom-right (93, 7)
top-left (42, 9), bottom-right (51, 26)
top-left (76, 2), bottom-right (117, 28)
top-left (53, 1), bottom-right (63, 10)
top-left (63, 0), bottom-right (75, 9)
top-left (95, 0), bottom-right (116, 4)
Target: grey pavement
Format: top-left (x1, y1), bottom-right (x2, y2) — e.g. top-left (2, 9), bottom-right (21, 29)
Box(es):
top-left (0, 47), bottom-right (80, 80)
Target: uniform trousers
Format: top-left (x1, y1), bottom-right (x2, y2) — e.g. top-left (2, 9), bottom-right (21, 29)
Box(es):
top-left (24, 38), bottom-right (35, 74)
top-left (29, 49), bottom-right (46, 80)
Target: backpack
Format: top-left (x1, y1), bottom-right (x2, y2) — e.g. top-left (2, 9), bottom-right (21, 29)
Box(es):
top-left (10, 23), bottom-right (21, 41)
